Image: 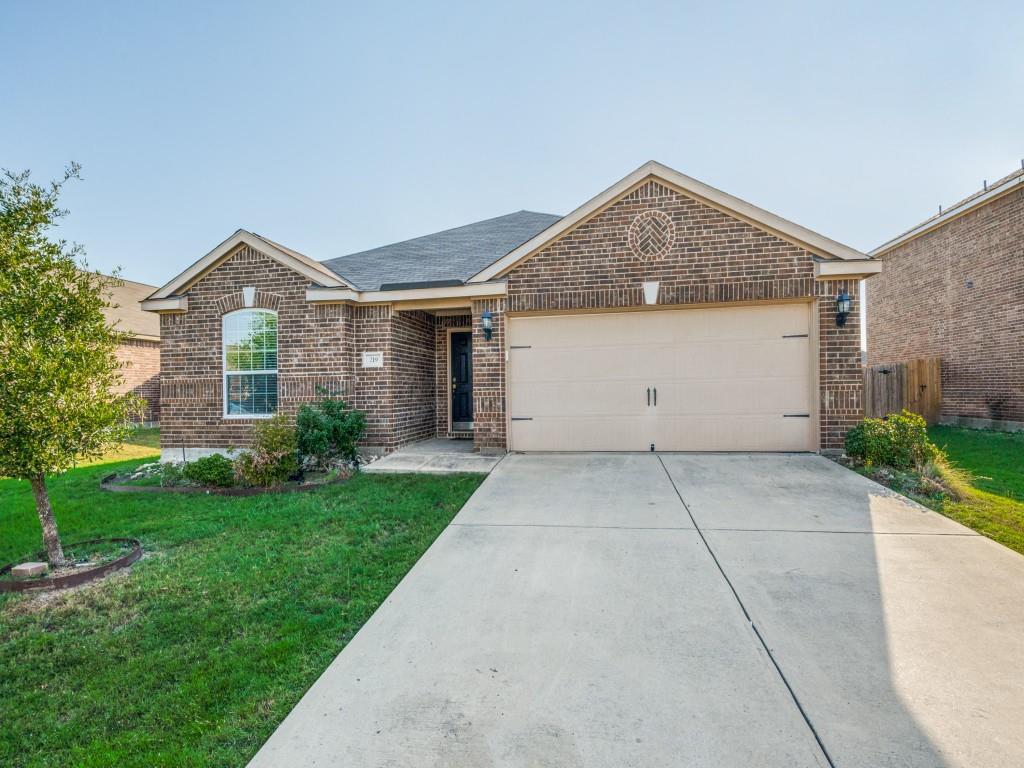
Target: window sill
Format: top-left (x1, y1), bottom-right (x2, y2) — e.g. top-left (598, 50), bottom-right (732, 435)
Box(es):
top-left (222, 413), bottom-right (275, 420)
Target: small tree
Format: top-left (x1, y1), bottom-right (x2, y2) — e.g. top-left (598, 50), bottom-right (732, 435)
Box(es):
top-left (0, 165), bottom-right (142, 566)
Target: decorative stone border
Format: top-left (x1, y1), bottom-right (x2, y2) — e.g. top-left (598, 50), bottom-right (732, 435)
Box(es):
top-left (100, 474), bottom-right (346, 496)
top-left (0, 538), bottom-right (143, 593)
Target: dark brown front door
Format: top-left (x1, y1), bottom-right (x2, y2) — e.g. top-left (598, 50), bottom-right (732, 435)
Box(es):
top-left (450, 332), bottom-right (473, 426)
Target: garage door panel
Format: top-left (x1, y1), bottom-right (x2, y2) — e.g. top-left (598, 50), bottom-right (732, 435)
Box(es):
top-left (511, 416), bottom-right (653, 452)
top-left (656, 378), bottom-right (810, 416)
top-left (511, 346), bottom-right (653, 383)
top-left (509, 381), bottom-right (651, 418)
top-left (652, 415), bottom-right (811, 452)
top-left (509, 312), bottom-right (668, 347)
top-left (507, 304), bottom-right (813, 452)
top-left (667, 339), bottom-right (807, 379)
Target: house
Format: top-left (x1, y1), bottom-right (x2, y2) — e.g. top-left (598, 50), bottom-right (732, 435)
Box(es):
top-left (868, 167), bottom-right (1024, 431)
top-left (102, 275), bottom-right (161, 424)
top-left (142, 161), bottom-right (880, 461)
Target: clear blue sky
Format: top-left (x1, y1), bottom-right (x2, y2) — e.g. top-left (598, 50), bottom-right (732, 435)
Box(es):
top-left (4, 0), bottom-right (1022, 286)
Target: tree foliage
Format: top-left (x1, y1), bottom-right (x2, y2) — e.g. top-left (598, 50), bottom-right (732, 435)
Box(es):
top-left (0, 164), bottom-right (142, 564)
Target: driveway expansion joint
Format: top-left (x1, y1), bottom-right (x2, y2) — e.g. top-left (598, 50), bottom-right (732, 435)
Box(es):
top-left (657, 455), bottom-right (838, 768)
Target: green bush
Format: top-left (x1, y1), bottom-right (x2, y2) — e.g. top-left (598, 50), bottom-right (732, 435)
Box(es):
top-left (182, 454), bottom-right (235, 487)
top-left (159, 462), bottom-right (185, 487)
top-left (233, 413), bottom-right (299, 487)
top-left (845, 409), bottom-right (941, 470)
top-left (296, 395), bottom-right (366, 467)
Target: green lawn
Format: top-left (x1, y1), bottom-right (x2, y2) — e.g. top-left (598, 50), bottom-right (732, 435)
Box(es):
top-left (928, 425), bottom-right (1024, 555)
top-left (0, 443), bottom-right (483, 767)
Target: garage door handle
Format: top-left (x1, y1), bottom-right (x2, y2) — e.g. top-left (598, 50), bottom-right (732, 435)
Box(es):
top-left (647, 387), bottom-right (651, 406)
top-left (653, 387), bottom-right (657, 406)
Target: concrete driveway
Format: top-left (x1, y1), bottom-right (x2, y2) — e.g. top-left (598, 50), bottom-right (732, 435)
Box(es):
top-left (248, 454), bottom-right (1024, 768)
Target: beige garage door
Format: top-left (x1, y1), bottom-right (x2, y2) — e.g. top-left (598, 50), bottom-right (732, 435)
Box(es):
top-left (507, 303), bottom-right (813, 452)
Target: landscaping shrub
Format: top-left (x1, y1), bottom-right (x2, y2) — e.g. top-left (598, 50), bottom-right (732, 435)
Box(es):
top-left (233, 413), bottom-right (299, 487)
top-left (159, 462), bottom-right (185, 487)
top-left (845, 409), bottom-right (940, 470)
top-left (182, 454), bottom-right (235, 487)
top-left (296, 395), bottom-right (366, 467)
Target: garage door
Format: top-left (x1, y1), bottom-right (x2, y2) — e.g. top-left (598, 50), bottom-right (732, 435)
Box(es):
top-left (507, 303), bottom-right (813, 452)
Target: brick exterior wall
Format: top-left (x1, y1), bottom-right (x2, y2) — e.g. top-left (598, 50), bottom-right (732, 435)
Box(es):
top-left (868, 187), bottom-right (1024, 427)
top-left (115, 337), bottom-right (160, 423)
top-left (160, 245), bottom-right (351, 456)
top-left (391, 310), bottom-right (436, 445)
top-left (350, 304), bottom-right (393, 449)
top-left (471, 298), bottom-right (507, 452)
top-left (159, 247), bottom-right (455, 456)
top-left (476, 179), bottom-right (864, 450)
top-left (818, 279), bottom-right (863, 448)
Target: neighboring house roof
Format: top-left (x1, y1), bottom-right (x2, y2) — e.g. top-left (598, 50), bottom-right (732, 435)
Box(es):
top-left (320, 211), bottom-right (561, 290)
top-left (470, 161), bottom-right (873, 283)
top-left (871, 166), bottom-right (1024, 256)
top-left (101, 276), bottom-right (160, 341)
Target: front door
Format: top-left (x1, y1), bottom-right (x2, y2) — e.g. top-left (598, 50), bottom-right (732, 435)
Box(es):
top-left (450, 332), bottom-right (473, 429)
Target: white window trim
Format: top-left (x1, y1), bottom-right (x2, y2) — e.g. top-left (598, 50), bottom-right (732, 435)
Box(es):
top-left (222, 308), bottom-right (278, 420)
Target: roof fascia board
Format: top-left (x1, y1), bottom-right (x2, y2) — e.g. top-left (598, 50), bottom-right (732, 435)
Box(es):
top-left (149, 230), bottom-right (351, 300)
top-left (871, 174), bottom-right (1024, 256)
top-left (306, 281), bottom-right (506, 304)
top-left (814, 260), bottom-right (882, 279)
top-left (468, 161), bottom-right (867, 283)
top-left (141, 296), bottom-right (188, 312)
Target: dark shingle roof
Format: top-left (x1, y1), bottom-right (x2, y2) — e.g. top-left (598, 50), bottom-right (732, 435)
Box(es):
top-left (320, 211), bottom-right (561, 290)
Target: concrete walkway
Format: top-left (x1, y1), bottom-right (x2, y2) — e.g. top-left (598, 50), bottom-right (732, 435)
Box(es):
top-left (248, 454), bottom-right (1024, 767)
top-left (362, 438), bottom-right (502, 475)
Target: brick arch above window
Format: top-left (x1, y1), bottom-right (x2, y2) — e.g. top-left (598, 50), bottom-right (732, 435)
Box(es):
top-left (214, 290), bottom-right (282, 316)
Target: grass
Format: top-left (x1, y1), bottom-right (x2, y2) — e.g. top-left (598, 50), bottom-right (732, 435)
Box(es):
top-left (926, 425), bottom-right (1024, 555)
top-left (78, 426), bottom-right (161, 466)
top-left (0, 437), bottom-right (483, 767)
top-left (928, 425), bottom-right (1024, 500)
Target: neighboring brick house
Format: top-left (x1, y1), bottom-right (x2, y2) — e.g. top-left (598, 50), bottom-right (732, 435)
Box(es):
top-left (868, 167), bottom-right (1024, 431)
top-left (103, 276), bottom-right (161, 423)
top-left (142, 161), bottom-right (880, 461)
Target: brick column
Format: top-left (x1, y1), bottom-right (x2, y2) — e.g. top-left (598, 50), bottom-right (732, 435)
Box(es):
top-left (816, 279), bottom-right (864, 451)
top-left (471, 298), bottom-right (507, 453)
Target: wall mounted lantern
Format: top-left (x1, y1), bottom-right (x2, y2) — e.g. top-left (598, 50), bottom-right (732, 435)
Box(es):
top-left (835, 292), bottom-right (851, 327)
top-left (481, 310), bottom-right (493, 341)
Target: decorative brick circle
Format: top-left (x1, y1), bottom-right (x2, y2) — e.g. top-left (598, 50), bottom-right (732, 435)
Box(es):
top-left (628, 209), bottom-right (675, 261)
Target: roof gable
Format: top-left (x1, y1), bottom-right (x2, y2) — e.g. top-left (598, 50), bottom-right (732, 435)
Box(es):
top-left (147, 229), bottom-right (352, 300)
top-left (469, 161), bottom-right (870, 283)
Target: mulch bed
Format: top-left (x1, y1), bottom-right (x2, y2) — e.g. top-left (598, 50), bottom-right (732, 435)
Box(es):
top-left (100, 473), bottom-right (347, 496)
top-left (0, 538), bottom-right (143, 593)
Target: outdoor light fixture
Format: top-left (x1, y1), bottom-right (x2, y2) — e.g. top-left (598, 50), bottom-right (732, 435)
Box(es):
top-left (835, 292), bottom-right (851, 327)
top-left (481, 309), bottom-right (493, 341)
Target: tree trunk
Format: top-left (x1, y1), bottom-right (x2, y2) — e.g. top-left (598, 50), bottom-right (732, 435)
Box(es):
top-left (29, 473), bottom-right (65, 567)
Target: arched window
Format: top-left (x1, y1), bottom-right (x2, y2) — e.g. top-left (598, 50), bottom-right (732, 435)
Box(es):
top-left (223, 309), bottom-right (278, 417)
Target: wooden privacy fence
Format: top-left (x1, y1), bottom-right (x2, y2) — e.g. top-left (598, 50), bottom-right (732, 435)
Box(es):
top-left (864, 357), bottom-right (942, 423)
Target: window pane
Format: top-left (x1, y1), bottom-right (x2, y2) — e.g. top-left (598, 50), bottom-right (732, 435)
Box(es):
top-left (224, 310), bottom-right (278, 372)
top-left (224, 309), bottom-right (278, 414)
top-left (226, 373), bottom-right (278, 415)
